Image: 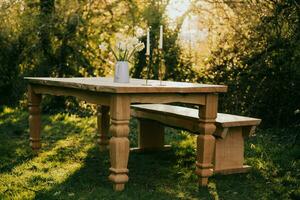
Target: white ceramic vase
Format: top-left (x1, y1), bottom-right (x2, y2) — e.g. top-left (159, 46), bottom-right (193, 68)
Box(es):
top-left (114, 61), bottom-right (129, 83)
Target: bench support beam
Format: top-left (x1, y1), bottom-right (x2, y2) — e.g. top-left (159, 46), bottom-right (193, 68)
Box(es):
top-left (131, 102), bottom-right (261, 186)
top-left (135, 119), bottom-right (167, 151)
top-left (214, 126), bottom-right (252, 174)
top-left (214, 165), bottom-right (251, 175)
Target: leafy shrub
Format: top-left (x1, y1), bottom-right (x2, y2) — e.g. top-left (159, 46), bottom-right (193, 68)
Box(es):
top-left (201, 0), bottom-right (300, 127)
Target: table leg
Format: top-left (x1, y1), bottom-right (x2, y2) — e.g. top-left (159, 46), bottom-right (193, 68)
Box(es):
top-left (108, 95), bottom-right (130, 191)
top-left (196, 94), bottom-right (218, 186)
top-left (97, 105), bottom-right (110, 151)
top-left (28, 85), bottom-right (42, 151)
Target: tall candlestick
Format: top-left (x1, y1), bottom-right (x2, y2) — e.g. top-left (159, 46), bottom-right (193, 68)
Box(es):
top-left (146, 28), bottom-right (150, 56)
top-left (159, 25), bottom-right (163, 49)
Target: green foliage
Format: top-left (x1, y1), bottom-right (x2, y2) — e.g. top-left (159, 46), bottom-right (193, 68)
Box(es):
top-left (0, 0), bottom-right (298, 128)
top-left (0, 31), bottom-right (22, 106)
top-left (246, 127), bottom-right (300, 199)
top-left (0, 2), bottom-right (24, 106)
top-left (201, 0), bottom-right (300, 127)
top-left (131, 0), bottom-right (198, 82)
top-left (0, 0), bottom-right (196, 109)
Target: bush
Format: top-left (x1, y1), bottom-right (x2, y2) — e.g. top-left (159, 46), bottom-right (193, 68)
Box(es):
top-left (201, 0), bottom-right (300, 127)
top-left (0, 17), bottom-right (22, 106)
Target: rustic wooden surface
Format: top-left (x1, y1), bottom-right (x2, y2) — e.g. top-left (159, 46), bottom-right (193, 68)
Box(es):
top-left (108, 95), bottom-right (131, 191)
top-left (195, 94), bottom-right (217, 185)
top-left (28, 85), bottom-right (42, 152)
top-left (26, 77), bottom-right (227, 191)
top-left (214, 127), bottom-right (245, 172)
top-left (137, 119), bottom-right (165, 150)
top-left (131, 104), bottom-right (261, 127)
top-left (25, 77), bottom-right (227, 93)
top-left (214, 165), bottom-right (251, 175)
top-left (97, 105), bottom-right (110, 151)
top-left (130, 104), bottom-right (261, 175)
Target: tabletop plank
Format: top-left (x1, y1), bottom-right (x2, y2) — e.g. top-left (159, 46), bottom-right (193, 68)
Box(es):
top-left (25, 77), bottom-right (227, 93)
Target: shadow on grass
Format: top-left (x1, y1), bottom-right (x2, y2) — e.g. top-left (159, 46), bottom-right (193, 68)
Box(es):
top-left (32, 140), bottom-right (289, 200)
top-left (1, 109), bottom-right (299, 199)
top-left (0, 108), bottom-right (35, 173)
top-left (32, 129), bottom-right (284, 200)
top-left (0, 108), bottom-right (85, 174)
top-left (34, 146), bottom-right (214, 200)
top-left (36, 126), bottom-right (300, 200)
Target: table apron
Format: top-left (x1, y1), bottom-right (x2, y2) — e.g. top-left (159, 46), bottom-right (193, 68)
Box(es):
top-left (130, 93), bottom-right (207, 105)
top-left (31, 84), bottom-right (218, 107)
top-left (31, 84), bottom-right (111, 106)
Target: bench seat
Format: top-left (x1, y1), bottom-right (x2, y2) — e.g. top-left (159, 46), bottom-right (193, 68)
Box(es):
top-left (131, 104), bottom-right (261, 174)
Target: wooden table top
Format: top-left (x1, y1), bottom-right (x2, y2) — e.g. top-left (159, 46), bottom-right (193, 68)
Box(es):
top-left (25, 77), bottom-right (227, 94)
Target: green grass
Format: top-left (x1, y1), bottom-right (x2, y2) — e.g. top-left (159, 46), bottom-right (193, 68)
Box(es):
top-left (0, 107), bottom-right (299, 200)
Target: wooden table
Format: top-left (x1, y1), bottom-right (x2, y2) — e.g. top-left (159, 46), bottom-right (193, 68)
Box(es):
top-left (25, 77), bottom-right (227, 191)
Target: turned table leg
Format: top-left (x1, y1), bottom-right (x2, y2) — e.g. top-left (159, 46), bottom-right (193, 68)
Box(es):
top-left (97, 105), bottom-right (110, 151)
top-left (28, 85), bottom-right (42, 151)
top-left (196, 94), bottom-right (218, 186)
top-left (108, 95), bottom-right (130, 191)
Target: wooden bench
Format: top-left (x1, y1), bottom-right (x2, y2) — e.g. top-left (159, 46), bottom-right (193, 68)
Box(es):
top-left (131, 104), bottom-right (261, 174)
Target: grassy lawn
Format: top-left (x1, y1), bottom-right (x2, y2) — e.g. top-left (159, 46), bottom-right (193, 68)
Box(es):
top-left (0, 107), bottom-right (299, 200)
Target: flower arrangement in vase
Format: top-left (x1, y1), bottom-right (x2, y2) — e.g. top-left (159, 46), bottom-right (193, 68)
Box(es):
top-left (100, 33), bottom-right (144, 83)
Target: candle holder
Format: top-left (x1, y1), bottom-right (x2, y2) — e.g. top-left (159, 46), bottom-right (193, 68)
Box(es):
top-left (158, 49), bottom-right (165, 86)
top-left (143, 54), bottom-right (151, 86)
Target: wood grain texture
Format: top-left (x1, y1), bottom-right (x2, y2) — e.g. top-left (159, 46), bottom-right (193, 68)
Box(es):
top-left (28, 85), bottom-right (42, 151)
top-left (32, 84), bottom-right (111, 105)
top-left (130, 93), bottom-right (206, 105)
top-left (214, 165), bottom-right (251, 175)
top-left (214, 127), bottom-right (244, 171)
top-left (196, 94), bottom-right (218, 186)
top-left (131, 104), bottom-right (261, 128)
top-left (26, 78), bottom-right (228, 191)
top-left (25, 77), bottom-right (227, 94)
top-left (108, 95), bottom-right (131, 191)
top-left (137, 119), bottom-right (165, 150)
top-left (131, 104), bottom-right (261, 177)
top-left (97, 105), bottom-right (110, 151)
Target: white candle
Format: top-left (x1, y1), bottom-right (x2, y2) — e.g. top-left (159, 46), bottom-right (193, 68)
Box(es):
top-left (146, 28), bottom-right (150, 56)
top-left (159, 25), bottom-right (163, 49)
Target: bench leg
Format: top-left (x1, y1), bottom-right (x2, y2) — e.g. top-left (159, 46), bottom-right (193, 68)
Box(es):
top-left (97, 105), bottom-right (110, 151)
top-left (134, 119), bottom-right (166, 151)
top-left (28, 85), bottom-right (42, 152)
top-left (214, 127), bottom-right (251, 174)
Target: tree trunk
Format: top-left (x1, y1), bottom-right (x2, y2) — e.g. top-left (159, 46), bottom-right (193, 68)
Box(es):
top-left (38, 0), bottom-right (55, 76)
